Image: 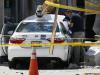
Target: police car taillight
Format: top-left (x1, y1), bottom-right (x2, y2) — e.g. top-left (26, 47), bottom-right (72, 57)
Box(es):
top-left (47, 38), bottom-right (64, 43)
top-left (9, 38), bottom-right (25, 44)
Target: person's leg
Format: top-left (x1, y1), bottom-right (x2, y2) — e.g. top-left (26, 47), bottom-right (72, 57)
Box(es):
top-left (72, 39), bottom-right (80, 65)
top-left (72, 32), bottom-right (85, 65)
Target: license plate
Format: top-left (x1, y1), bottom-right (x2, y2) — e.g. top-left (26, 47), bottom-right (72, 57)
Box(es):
top-left (31, 41), bottom-right (41, 47)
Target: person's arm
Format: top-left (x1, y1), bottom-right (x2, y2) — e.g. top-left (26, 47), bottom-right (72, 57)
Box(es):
top-left (69, 20), bottom-right (74, 28)
top-left (69, 15), bottom-right (76, 28)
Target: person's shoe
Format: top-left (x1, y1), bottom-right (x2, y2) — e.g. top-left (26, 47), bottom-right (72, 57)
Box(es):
top-left (68, 63), bottom-right (80, 69)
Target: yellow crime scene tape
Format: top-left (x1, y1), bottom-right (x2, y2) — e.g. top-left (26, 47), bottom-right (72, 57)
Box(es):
top-left (0, 0), bottom-right (100, 49)
top-left (85, 1), bottom-right (100, 8)
top-left (0, 42), bottom-right (100, 47)
top-left (44, 1), bottom-right (100, 14)
top-left (0, 35), bottom-right (100, 47)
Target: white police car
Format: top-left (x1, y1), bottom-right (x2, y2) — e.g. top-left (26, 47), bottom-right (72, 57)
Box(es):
top-left (8, 14), bottom-right (72, 69)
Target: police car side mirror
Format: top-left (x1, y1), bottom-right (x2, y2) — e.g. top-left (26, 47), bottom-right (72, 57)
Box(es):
top-left (8, 31), bottom-right (14, 35)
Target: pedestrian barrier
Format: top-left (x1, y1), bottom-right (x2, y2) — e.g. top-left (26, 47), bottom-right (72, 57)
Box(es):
top-left (44, 1), bottom-right (100, 14)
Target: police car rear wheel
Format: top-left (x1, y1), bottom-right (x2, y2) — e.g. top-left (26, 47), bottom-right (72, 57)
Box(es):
top-left (8, 60), bottom-right (16, 69)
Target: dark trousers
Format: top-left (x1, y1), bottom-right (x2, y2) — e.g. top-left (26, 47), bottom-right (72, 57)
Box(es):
top-left (71, 32), bottom-right (85, 65)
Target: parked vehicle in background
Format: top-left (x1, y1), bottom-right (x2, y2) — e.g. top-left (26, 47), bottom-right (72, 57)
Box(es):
top-left (0, 17), bottom-right (17, 63)
top-left (8, 14), bottom-right (72, 69)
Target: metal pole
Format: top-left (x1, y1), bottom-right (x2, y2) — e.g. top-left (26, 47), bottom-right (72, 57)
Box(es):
top-left (49, 0), bottom-right (59, 54)
top-left (22, 0), bottom-right (25, 19)
top-left (0, 0), bottom-right (4, 33)
top-left (15, 0), bottom-right (18, 22)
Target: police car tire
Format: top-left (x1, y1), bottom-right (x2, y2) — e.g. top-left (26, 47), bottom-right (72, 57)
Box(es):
top-left (8, 60), bottom-right (16, 69)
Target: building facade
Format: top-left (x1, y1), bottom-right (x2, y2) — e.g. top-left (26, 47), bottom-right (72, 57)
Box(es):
top-left (0, 0), bottom-right (4, 33)
top-left (4, 0), bottom-right (85, 23)
top-left (0, 0), bottom-right (84, 33)
top-left (5, 0), bottom-right (34, 23)
top-left (1, 0), bottom-right (99, 35)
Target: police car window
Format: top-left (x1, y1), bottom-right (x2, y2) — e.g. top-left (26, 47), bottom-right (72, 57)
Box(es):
top-left (60, 22), bottom-right (67, 34)
top-left (16, 22), bottom-right (59, 32)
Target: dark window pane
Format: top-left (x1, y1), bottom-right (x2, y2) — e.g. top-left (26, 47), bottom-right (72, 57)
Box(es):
top-left (16, 22), bottom-right (59, 32)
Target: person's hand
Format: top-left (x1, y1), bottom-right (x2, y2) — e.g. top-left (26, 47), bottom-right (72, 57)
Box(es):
top-left (68, 22), bottom-right (74, 28)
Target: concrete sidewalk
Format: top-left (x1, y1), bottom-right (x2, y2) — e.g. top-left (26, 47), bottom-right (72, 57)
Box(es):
top-left (0, 66), bottom-right (100, 75)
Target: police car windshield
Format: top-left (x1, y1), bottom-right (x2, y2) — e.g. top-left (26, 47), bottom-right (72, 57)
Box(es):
top-left (16, 22), bottom-right (59, 32)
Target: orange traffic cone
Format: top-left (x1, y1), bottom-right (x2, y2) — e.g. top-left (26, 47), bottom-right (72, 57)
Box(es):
top-left (29, 49), bottom-right (39, 75)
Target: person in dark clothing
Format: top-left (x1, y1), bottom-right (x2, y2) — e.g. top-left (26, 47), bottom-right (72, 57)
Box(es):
top-left (63, 10), bottom-right (72, 21)
top-left (85, 14), bottom-right (96, 41)
top-left (63, 16), bottom-right (70, 21)
top-left (70, 13), bottom-right (84, 33)
top-left (63, 10), bottom-right (84, 33)
top-left (64, 10), bottom-right (85, 68)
